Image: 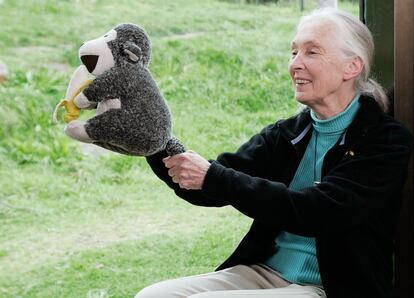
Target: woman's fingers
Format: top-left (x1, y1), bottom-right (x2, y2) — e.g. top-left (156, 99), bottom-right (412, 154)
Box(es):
top-left (162, 151), bottom-right (210, 190)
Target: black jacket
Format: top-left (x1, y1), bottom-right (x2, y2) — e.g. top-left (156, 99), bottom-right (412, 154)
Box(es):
top-left (146, 96), bottom-right (413, 298)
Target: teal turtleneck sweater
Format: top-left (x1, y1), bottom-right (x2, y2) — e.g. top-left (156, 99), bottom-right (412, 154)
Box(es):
top-left (265, 94), bottom-right (361, 286)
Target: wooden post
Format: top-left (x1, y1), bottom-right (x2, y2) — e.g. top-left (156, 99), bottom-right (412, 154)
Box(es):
top-left (299, 0), bottom-right (304, 11)
top-left (394, 0), bottom-right (414, 297)
top-left (360, 0), bottom-right (413, 296)
top-left (362, 0), bottom-right (394, 91)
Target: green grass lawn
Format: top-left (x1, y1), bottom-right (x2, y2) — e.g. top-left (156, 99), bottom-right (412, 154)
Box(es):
top-left (0, 0), bottom-right (358, 297)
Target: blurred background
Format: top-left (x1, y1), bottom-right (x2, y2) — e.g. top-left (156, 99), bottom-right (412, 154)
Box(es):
top-left (0, 1), bottom-right (358, 297)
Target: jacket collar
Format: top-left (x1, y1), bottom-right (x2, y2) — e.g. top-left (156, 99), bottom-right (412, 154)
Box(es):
top-left (278, 95), bottom-right (384, 146)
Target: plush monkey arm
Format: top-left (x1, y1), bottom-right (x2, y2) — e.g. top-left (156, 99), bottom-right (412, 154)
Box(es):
top-left (81, 66), bottom-right (128, 103)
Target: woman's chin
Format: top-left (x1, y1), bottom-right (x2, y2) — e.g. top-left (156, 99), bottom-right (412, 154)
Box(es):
top-left (294, 93), bottom-right (311, 105)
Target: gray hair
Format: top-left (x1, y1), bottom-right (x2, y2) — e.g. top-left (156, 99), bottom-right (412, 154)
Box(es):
top-left (298, 8), bottom-right (389, 112)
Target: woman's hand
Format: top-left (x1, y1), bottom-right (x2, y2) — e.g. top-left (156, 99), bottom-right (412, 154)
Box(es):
top-left (163, 150), bottom-right (211, 190)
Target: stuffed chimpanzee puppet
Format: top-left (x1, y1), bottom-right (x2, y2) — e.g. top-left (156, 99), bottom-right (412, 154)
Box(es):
top-left (54, 23), bottom-right (185, 156)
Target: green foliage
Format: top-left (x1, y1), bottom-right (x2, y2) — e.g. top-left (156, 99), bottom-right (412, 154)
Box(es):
top-left (0, 0), bottom-right (359, 297)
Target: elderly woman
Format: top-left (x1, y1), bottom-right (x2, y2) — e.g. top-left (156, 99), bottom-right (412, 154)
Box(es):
top-left (136, 8), bottom-right (412, 298)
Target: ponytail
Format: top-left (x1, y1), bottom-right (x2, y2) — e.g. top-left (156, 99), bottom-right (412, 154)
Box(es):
top-left (356, 78), bottom-right (389, 113)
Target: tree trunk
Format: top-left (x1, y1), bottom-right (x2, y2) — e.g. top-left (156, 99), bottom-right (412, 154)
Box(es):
top-left (318, 0), bottom-right (338, 8)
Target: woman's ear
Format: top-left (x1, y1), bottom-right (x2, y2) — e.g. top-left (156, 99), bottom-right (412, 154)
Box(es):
top-left (343, 56), bottom-right (364, 81)
top-left (123, 41), bottom-right (143, 64)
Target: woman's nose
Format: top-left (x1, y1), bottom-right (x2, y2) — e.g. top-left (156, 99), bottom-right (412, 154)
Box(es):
top-left (289, 53), bottom-right (305, 70)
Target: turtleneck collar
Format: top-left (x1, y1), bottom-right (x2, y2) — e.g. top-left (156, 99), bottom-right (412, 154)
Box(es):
top-left (311, 93), bottom-right (361, 135)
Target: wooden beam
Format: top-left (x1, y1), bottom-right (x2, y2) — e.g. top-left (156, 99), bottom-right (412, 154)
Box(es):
top-left (394, 0), bottom-right (414, 297)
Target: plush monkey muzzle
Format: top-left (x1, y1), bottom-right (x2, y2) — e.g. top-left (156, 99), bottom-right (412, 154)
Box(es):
top-left (78, 29), bottom-right (117, 76)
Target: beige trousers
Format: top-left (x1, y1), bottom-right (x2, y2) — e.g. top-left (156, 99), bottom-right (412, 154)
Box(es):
top-left (135, 264), bottom-right (326, 298)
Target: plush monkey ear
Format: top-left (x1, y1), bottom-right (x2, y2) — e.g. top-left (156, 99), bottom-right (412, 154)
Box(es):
top-left (123, 41), bottom-right (142, 64)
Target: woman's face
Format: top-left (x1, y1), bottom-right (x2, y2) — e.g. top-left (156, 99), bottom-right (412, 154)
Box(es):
top-left (289, 20), bottom-right (349, 106)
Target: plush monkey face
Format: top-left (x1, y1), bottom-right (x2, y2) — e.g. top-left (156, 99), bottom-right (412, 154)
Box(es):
top-left (78, 24), bottom-right (151, 76)
top-left (79, 29), bottom-right (117, 76)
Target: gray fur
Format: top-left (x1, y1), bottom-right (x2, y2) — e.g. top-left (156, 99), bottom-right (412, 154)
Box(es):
top-left (166, 137), bottom-right (186, 156)
top-left (108, 23), bottom-right (151, 67)
top-left (79, 23), bottom-right (184, 156)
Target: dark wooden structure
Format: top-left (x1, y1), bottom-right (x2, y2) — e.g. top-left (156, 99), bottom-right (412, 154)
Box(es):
top-left (394, 1), bottom-right (414, 297)
top-left (361, 0), bottom-right (413, 297)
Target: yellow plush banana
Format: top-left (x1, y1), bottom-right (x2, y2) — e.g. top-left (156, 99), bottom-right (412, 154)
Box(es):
top-left (53, 80), bottom-right (92, 123)
top-left (52, 65), bottom-right (93, 124)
